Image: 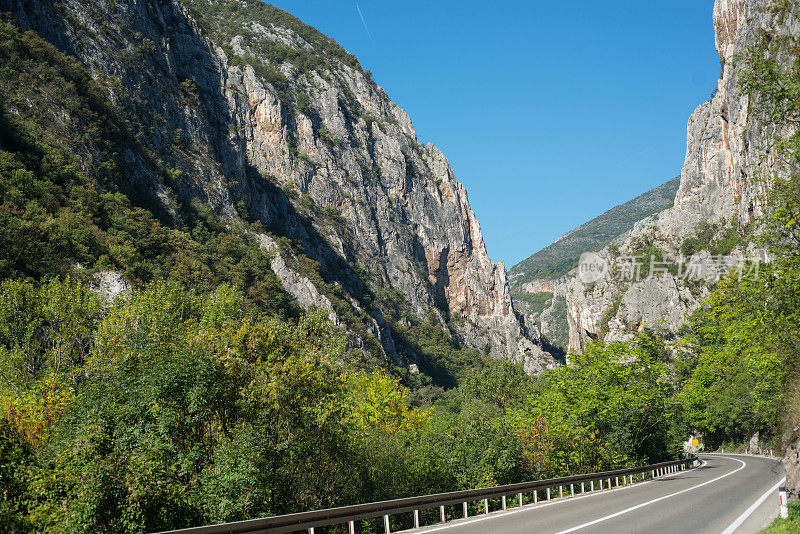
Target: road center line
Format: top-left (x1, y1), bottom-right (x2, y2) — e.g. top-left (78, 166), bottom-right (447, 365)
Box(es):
top-left (720, 475), bottom-right (786, 534)
top-left (414, 461), bottom-right (705, 533)
top-left (551, 456), bottom-right (746, 534)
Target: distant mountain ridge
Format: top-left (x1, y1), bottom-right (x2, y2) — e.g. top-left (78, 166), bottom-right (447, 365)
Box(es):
top-left (510, 176), bottom-right (680, 288)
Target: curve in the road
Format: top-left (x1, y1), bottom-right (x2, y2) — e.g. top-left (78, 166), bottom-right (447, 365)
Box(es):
top-left (413, 454), bottom-right (785, 534)
top-left (552, 457), bottom-right (744, 534)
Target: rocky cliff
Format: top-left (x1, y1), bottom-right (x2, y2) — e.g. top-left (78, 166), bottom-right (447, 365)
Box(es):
top-left (0, 0), bottom-right (556, 375)
top-left (563, 0), bottom-right (794, 353)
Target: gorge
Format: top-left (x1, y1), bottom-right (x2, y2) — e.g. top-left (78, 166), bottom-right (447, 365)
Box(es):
top-left (2, 0), bottom-right (800, 532)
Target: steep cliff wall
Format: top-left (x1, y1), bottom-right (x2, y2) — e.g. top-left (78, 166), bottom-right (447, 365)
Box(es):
top-left (0, 0), bottom-right (556, 373)
top-left (564, 0), bottom-right (796, 353)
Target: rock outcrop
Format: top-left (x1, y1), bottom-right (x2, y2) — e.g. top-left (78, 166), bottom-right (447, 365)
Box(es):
top-left (785, 429), bottom-right (800, 496)
top-left (563, 0), bottom-right (795, 353)
top-left (0, 0), bottom-right (556, 373)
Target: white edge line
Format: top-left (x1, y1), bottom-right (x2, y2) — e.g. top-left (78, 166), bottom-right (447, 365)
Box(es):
top-left (720, 475), bottom-right (787, 534)
top-left (550, 456), bottom-right (746, 534)
top-left (413, 461), bottom-right (707, 533)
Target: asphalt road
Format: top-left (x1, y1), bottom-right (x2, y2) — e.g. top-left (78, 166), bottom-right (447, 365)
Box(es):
top-left (411, 454), bottom-right (785, 534)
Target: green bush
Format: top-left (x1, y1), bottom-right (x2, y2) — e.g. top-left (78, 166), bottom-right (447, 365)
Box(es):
top-left (760, 499), bottom-right (800, 533)
top-left (512, 332), bottom-right (682, 477)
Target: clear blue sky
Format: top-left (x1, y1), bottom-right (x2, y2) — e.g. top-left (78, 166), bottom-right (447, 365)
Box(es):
top-left (267, 1), bottom-right (721, 266)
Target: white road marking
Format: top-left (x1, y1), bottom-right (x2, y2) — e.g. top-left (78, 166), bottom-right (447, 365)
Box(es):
top-left (720, 476), bottom-right (786, 534)
top-left (551, 456), bottom-right (746, 534)
top-left (413, 461), bottom-right (704, 533)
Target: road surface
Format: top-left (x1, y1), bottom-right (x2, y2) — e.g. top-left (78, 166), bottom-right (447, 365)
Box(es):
top-left (412, 454), bottom-right (785, 534)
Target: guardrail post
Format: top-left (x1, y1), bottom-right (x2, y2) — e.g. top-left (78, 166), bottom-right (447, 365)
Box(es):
top-left (615, 476), bottom-right (618, 487)
top-left (590, 481), bottom-right (594, 491)
top-left (308, 528), bottom-right (314, 534)
top-left (534, 490), bottom-right (538, 504)
top-left (463, 502), bottom-right (468, 518)
top-left (413, 510), bottom-right (420, 528)
top-left (581, 482), bottom-right (585, 493)
top-left (483, 499), bottom-right (489, 514)
top-left (599, 479), bottom-right (603, 490)
top-left (570, 483), bottom-right (574, 496)
top-left (518, 492), bottom-right (523, 507)
top-left (559, 486), bottom-right (563, 498)
top-left (546, 487), bottom-right (551, 500)
top-left (440, 505), bottom-right (445, 522)
top-left (502, 495), bottom-right (507, 510)
top-left (349, 520), bottom-right (355, 534)
top-left (383, 514), bottom-right (391, 534)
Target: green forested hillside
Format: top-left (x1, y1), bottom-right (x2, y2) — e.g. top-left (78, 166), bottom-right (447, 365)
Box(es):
top-left (0, 277), bottom-right (683, 532)
top-left (510, 177), bottom-right (679, 286)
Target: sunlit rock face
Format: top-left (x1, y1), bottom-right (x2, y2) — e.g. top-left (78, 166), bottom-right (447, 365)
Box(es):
top-left (1, 0), bottom-right (557, 373)
top-left (564, 0), bottom-right (798, 353)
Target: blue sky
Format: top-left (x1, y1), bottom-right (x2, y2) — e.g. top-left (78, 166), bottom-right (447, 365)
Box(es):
top-left (267, 1), bottom-right (721, 266)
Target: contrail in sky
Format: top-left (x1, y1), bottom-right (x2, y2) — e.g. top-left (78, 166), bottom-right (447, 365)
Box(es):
top-left (356, 4), bottom-right (375, 46)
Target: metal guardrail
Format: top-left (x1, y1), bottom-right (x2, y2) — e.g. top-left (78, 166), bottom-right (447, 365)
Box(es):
top-left (156, 455), bottom-right (698, 534)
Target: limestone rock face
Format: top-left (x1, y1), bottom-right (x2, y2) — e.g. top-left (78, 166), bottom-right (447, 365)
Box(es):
top-left (564, 0), bottom-right (797, 353)
top-left (1, 0), bottom-right (556, 372)
top-left (785, 429), bottom-right (800, 496)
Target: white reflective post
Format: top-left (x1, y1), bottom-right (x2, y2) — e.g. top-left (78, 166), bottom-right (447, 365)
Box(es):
top-left (780, 487), bottom-right (789, 519)
top-left (440, 505), bottom-right (445, 522)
